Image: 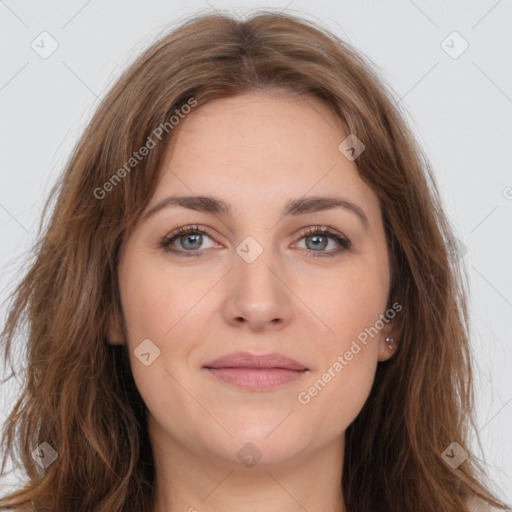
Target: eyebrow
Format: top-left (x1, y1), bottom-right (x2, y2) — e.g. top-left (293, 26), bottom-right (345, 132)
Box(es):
top-left (142, 195), bottom-right (370, 230)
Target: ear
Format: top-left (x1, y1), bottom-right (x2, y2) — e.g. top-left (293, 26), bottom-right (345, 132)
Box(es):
top-left (377, 317), bottom-right (400, 362)
top-left (106, 305), bottom-right (125, 346)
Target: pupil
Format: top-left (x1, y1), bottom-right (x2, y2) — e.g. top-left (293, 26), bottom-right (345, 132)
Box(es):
top-left (183, 234), bottom-right (201, 249)
top-left (308, 235), bottom-right (327, 250)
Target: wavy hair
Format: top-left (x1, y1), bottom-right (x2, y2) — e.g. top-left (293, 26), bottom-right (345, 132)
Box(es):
top-left (0, 9), bottom-right (509, 512)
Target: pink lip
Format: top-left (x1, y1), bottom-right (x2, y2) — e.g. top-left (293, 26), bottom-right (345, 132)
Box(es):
top-left (202, 352), bottom-right (309, 391)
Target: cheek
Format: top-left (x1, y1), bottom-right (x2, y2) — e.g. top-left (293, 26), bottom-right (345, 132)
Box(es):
top-left (304, 258), bottom-right (389, 348)
top-left (117, 250), bottom-right (215, 395)
top-left (118, 249), bottom-right (210, 342)
top-left (117, 253), bottom-right (208, 440)
top-left (304, 361), bottom-right (376, 440)
top-left (297, 322), bottom-right (378, 438)
top-left (294, 260), bottom-right (386, 423)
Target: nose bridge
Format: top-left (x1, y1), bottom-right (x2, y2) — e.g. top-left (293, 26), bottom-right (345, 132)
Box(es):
top-left (234, 233), bottom-right (281, 297)
top-left (223, 231), bottom-right (292, 329)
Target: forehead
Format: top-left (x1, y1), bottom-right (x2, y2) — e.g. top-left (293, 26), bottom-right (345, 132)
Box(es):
top-left (152, 92), bottom-right (380, 221)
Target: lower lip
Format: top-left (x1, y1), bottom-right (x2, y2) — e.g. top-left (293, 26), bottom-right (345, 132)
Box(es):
top-left (204, 367), bottom-right (308, 390)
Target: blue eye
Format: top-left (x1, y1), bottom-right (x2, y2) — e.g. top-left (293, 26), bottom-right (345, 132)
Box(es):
top-left (298, 226), bottom-right (351, 258)
top-left (159, 225), bottom-right (351, 258)
top-left (159, 225), bottom-right (216, 257)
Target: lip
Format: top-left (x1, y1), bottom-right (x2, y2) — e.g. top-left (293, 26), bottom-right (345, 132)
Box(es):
top-left (203, 352), bottom-right (308, 371)
top-left (202, 352), bottom-right (309, 391)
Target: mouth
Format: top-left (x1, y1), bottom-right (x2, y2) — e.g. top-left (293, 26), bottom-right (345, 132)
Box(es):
top-left (202, 352), bottom-right (310, 391)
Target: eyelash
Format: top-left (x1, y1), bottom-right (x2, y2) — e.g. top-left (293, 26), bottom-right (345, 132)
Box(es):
top-left (158, 224), bottom-right (351, 259)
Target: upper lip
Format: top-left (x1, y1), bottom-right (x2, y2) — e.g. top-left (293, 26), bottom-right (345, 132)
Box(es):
top-left (203, 352), bottom-right (308, 371)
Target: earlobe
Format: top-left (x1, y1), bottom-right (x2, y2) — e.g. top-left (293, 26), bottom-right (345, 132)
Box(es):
top-left (378, 335), bottom-right (397, 362)
top-left (377, 318), bottom-right (400, 361)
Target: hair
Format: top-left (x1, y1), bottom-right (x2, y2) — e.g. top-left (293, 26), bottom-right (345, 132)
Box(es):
top-left (0, 8), bottom-right (509, 512)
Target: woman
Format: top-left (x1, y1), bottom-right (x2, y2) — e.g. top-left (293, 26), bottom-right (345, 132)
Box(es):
top-left (0, 9), bottom-right (509, 512)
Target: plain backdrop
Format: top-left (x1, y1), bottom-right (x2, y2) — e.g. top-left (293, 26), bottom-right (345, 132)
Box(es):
top-left (0, 0), bottom-right (511, 503)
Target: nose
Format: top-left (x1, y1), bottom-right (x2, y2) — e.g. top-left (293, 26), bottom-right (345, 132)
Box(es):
top-left (221, 241), bottom-right (294, 332)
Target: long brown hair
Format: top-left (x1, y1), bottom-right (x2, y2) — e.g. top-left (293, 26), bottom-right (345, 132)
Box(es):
top-left (0, 9), bottom-right (509, 512)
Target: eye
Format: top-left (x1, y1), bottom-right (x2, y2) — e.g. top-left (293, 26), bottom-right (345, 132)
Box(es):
top-left (159, 224), bottom-right (217, 257)
top-left (158, 224), bottom-right (351, 258)
top-left (295, 226), bottom-right (351, 258)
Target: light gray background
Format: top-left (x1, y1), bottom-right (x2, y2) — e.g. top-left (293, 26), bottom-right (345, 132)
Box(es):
top-left (1, 0), bottom-right (511, 502)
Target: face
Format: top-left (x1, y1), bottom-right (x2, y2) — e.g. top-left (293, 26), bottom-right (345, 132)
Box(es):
top-left (111, 91), bottom-right (398, 469)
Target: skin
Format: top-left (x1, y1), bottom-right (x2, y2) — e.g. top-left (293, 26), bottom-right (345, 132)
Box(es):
top-left (108, 91), bottom-right (399, 512)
